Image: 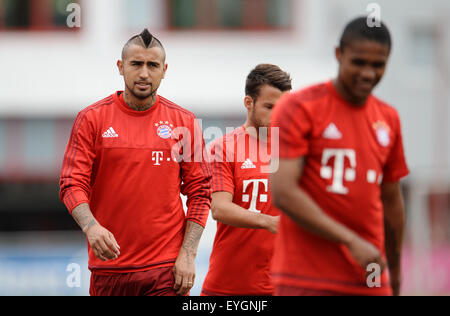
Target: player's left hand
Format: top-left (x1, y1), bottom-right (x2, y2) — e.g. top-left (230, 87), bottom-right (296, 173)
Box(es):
top-left (173, 248), bottom-right (196, 296)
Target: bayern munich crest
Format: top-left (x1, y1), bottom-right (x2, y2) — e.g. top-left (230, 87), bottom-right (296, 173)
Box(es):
top-left (373, 121), bottom-right (390, 147)
top-left (155, 121), bottom-right (174, 139)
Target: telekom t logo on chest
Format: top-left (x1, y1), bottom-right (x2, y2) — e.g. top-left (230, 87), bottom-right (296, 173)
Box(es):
top-left (320, 149), bottom-right (357, 195)
top-left (151, 151), bottom-right (175, 166)
top-left (320, 148), bottom-right (383, 194)
top-left (152, 151), bottom-right (164, 166)
top-left (242, 179), bottom-right (268, 213)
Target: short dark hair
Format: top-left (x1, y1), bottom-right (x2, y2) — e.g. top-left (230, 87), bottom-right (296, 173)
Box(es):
top-left (121, 29), bottom-right (166, 60)
top-left (245, 64), bottom-right (292, 100)
top-left (339, 16), bottom-right (392, 52)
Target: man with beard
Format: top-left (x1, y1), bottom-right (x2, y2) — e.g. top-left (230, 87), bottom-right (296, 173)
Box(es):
top-left (201, 64), bottom-right (292, 296)
top-left (60, 29), bottom-right (212, 296)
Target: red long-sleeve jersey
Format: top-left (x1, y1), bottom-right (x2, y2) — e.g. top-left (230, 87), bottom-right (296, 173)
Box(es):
top-left (60, 92), bottom-right (211, 273)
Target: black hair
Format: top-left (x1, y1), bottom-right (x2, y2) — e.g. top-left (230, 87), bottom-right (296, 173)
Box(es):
top-left (139, 29), bottom-right (153, 47)
top-left (121, 29), bottom-right (166, 60)
top-left (339, 16), bottom-right (392, 52)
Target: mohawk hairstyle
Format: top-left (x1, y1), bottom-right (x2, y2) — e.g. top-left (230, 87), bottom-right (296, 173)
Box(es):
top-left (121, 29), bottom-right (166, 60)
top-left (140, 29), bottom-right (153, 47)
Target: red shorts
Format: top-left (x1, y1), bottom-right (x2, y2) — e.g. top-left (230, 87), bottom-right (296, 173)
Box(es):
top-left (275, 285), bottom-right (349, 296)
top-left (90, 266), bottom-right (178, 296)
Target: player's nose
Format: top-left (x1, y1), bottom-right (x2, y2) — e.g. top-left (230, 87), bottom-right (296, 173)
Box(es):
top-left (359, 67), bottom-right (377, 82)
top-left (138, 68), bottom-right (150, 79)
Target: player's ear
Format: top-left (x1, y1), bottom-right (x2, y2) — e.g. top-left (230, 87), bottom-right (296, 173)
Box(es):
top-left (335, 46), bottom-right (342, 64)
top-left (244, 95), bottom-right (254, 111)
top-left (162, 63), bottom-right (168, 79)
top-left (117, 60), bottom-right (124, 76)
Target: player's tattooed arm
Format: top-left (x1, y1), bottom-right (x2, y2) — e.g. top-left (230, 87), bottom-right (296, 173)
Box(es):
top-left (71, 203), bottom-right (120, 261)
top-left (181, 221), bottom-right (204, 257)
top-left (173, 221), bottom-right (204, 295)
top-left (71, 203), bottom-right (98, 233)
top-left (381, 182), bottom-right (406, 296)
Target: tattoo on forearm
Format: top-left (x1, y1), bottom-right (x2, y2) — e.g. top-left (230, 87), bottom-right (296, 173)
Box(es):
top-left (72, 205), bottom-right (98, 232)
top-left (182, 222), bottom-right (204, 256)
top-left (84, 218), bottom-right (98, 232)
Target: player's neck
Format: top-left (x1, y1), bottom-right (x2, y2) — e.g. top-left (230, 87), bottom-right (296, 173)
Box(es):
top-left (123, 91), bottom-right (157, 111)
top-left (244, 120), bottom-right (257, 138)
top-left (333, 79), bottom-right (368, 106)
top-left (244, 120), bottom-right (268, 141)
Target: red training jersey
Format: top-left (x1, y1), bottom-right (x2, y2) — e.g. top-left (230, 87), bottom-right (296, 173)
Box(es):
top-left (270, 81), bottom-right (409, 295)
top-left (60, 92), bottom-right (211, 273)
top-left (202, 126), bottom-right (279, 296)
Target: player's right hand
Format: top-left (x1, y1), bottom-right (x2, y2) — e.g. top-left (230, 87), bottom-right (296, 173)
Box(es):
top-left (346, 235), bottom-right (386, 273)
top-left (85, 224), bottom-right (121, 261)
top-left (263, 215), bottom-right (280, 234)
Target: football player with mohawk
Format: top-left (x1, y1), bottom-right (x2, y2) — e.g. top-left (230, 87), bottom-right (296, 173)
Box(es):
top-left (60, 29), bottom-right (212, 296)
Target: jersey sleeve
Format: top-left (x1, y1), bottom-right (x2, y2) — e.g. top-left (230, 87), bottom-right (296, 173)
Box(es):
top-left (382, 112), bottom-right (409, 182)
top-left (271, 93), bottom-right (313, 159)
top-left (209, 138), bottom-right (235, 195)
top-left (59, 111), bottom-right (96, 213)
top-left (180, 116), bottom-right (212, 228)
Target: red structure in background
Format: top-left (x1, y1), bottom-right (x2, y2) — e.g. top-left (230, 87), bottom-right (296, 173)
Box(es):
top-left (0, 0), bottom-right (80, 32)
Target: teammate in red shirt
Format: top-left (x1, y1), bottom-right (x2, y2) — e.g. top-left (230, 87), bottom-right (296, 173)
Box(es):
top-left (59, 29), bottom-right (211, 296)
top-left (201, 64), bottom-right (292, 296)
top-left (270, 17), bottom-right (409, 296)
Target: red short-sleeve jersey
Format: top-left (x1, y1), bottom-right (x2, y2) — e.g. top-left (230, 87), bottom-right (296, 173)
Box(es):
top-left (270, 81), bottom-right (409, 295)
top-left (202, 126), bottom-right (279, 295)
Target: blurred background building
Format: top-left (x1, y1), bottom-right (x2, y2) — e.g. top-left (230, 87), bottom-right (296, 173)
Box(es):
top-left (0, 0), bottom-right (448, 295)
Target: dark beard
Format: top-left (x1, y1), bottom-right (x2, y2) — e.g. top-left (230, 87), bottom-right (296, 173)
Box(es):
top-left (127, 82), bottom-right (155, 100)
top-left (250, 109), bottom-right (264, 130)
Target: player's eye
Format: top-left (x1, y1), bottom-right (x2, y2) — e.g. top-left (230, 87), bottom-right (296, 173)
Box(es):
top-left (352, 59), bottom-right (366, 66)
top-left (372, 62), bottom-right (385, 69)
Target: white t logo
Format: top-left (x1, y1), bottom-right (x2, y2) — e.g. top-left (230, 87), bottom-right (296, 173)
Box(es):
top-left (242, 179), bottom-right (268, 213)
top-left (152, 151), bottom-right (164, 166)
top-left (320, 149), bottom-right (356, 194)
